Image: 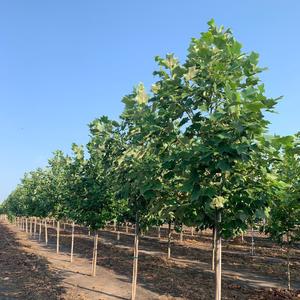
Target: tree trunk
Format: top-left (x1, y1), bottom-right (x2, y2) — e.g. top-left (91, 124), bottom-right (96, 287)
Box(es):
top-left (29, 218), bottom-right (33, 236)
top-left (92, 232), bottom-right (98, 277)
top-left (25, 218), bottom-right (28, 233)
top-left (287, 245), bottom-right (291, 290)
top-left (287, 233), bottom-right (291, 290)
top-left (191, 227), bottom-right (194, 237)
top-left (125, 221), bottom-right (129, 233)
top-left (167, 221), bottom-right (172, 259)
top-left (56, 221), bottom-right (60, 254)
top-left (215, 211), bottom-right (222, 300)
top-left (53, 219), bottom-right (55, 227)
top-left (34, 217), bottom-right (37, 237)
top-left (212, 226), bottom-right (216, 271)
top-left (45, 219), bottom-right (48, 245)
top-left (131, 216), bottom-right (139, 300)
top-left (157, 225), bottom-right (161, 239)
top-left (180, 224), bottom-right (183, 243)
top-left (39, 219), bottom-right (42, 241)
top-left (70, 222), bottom-right (75, 263)
top-left (251, 227), bottom-right (254, 256)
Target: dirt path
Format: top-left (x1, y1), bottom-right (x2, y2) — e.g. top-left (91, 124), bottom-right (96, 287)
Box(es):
top-left (0, 221), bottom-right (65, 299)
top-left (1, 220), bottom-right (299, 300)
top-left (0, 221), bottom-right (163, 300)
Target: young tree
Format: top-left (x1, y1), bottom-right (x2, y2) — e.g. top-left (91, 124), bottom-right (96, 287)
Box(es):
top-left (265, 134), bottom-right (300, 290)
top-left (148, 19), bottom-right (279, 300)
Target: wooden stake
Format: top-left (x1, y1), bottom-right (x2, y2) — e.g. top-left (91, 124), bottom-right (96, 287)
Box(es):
top-left (215, 211), bottom-right (222, 300)
top-left (30, 217), bottom-right (33, 236)
top-left (39, 219), bottom-right (42, 241)
top-left (131, 217), bottom-right (139, 300)
top-left (56, 221), bottom-right (60, 254)
top-left (180, 225), bottom-right (183, 243)
top-left (167, 221), bottom-right (172, 259)
top-left (45, 219), bottom-right (48, 245)
top-left (287, 233), bottom-right (291, 290)
top-left (251, 227), bottom-right (254, 256)
top-left (34, 217), bottom-right (37, 237)
top-left (212, 226), bottom-right (216, 271)
top-left (70, 221), bottom-right (75, 263)
top-left (92, 232), bottom-right (98, 277)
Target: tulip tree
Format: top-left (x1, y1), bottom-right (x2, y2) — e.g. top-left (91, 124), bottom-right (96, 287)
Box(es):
top-left (265, 134), bottom-right (300, 290)
top-left (1, 19), bottom-right (289, 300)
top-left (114, 84), bottom-right (164, 300)
top-left (84, 117), bottom-right (125, 276)
top-left (148, 19), bottom-right (279, 300)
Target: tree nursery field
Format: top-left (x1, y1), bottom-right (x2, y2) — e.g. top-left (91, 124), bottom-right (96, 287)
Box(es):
top-left (1, 20), bottom-right (299, 300)
top-left (0, 217), bottom-right (299, 300)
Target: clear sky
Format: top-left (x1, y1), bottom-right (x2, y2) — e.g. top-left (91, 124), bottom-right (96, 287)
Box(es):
top-left (1, 1), bottom-right (299, 202)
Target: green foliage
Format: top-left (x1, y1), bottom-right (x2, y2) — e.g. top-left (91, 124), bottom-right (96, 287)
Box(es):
top-left (265, 134), bottom-right (300, 245)
top-left (3, 19), bottom-right (297, 244)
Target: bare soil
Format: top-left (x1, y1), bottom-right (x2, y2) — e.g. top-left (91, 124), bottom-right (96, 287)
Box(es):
top-left (0, 220), bottom-right (299, 300)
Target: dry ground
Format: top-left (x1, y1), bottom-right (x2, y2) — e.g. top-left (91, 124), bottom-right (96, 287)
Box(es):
top-left (0, 220), bottom-right (299, 300)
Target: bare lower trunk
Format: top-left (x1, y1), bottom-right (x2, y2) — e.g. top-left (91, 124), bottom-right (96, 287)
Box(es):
top-left (286, 233), bottom-right (291, 290)
top-left (92, 232), bottom-right (98, 277)
top-left (180, 225), bottom-right (183, 243)
top-left (29, 218), bottom-right (32, 236)
top-left (70, 222), bottom-right (75, 263)
top-left (212, 226), bottom-right (217, 271)
top-left (167, 221), bottom-right (172, 259)
top-left (34, 217), bottom-right (37, 237)
top-left (157, 225), bottom-right (161, 239)
top-left (56, 221), bottom-right (60, 254)
top-left (45, 219), bottom-right (48, 245)
top-left (25, 218), bottom-right (28, 233)
top-left (191, 227), bottom-right (194, 237)
top-left (215, 211), bottom-right (222, 300)
top-left (131, 217), bottom-right (139, 300)
top-left (39, 219), bottom-right (42, 241)
top-left (287, 246), bottom-right (291, 290)
top-left (125, 221), bottom-right (129, 233)
top-left (251, 227), bottom-right (254, 256)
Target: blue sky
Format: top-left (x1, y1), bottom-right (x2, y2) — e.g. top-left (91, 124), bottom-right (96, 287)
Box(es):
top-left (0, 1), bottom-right (299, 201)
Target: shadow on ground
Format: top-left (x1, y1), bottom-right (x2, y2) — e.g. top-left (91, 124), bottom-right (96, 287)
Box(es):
top-left (0, 221), bottom-right (66, 300)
